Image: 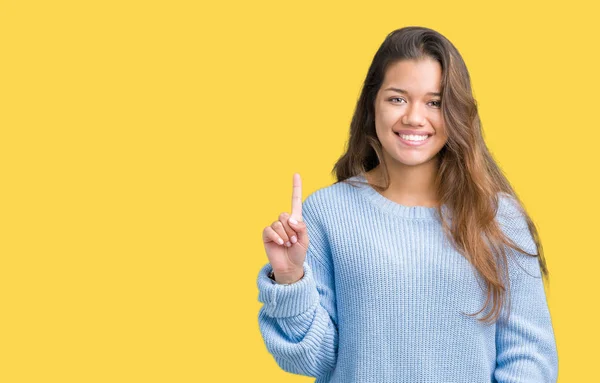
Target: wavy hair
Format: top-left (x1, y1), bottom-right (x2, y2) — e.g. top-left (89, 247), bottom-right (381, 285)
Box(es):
top-left (332, 26), bottom-right (549, 325)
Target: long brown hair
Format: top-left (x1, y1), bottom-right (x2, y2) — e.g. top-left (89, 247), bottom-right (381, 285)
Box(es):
top-left (332, 26), bottom-right (549, 325)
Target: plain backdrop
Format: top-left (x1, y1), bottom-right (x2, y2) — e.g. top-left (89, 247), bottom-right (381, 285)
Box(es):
top-left (1, 0), bottom-right (598, 382)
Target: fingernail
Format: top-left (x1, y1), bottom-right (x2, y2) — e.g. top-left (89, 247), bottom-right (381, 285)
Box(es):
top-left (277, 238), bottom-right (284, 245)
top-left (290, 235), bottom-right (297, 244)
top-left (285, 241), bottom-right (291, 247)
top-left (289, 218), bottom-right (298, 225)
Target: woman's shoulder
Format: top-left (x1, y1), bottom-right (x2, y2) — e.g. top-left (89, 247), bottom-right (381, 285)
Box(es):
top-left (494, 192), bottom-right (538, 256)
top-left (495, 192), bottom-right (528, 229)
top-left (301, 175), bottom-right (366, 222)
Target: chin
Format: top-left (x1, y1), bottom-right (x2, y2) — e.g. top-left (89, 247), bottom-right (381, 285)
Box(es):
top-left (396, 158), bottom-right (436, 167)
top-left (385, 149), bottom-right (441, 166)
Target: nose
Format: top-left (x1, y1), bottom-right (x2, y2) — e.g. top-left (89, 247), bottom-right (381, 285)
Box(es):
top-left (402, 103), bottom-right (425, 126)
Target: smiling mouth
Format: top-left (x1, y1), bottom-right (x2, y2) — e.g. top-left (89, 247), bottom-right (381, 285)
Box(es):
top-left (394, 132), bottom-right (433, 146)
top-left (394, 132), bottom-right (432, 139)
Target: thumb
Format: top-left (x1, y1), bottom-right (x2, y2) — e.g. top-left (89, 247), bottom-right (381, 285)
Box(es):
top-left (287, 216), bottom-right (308, 246)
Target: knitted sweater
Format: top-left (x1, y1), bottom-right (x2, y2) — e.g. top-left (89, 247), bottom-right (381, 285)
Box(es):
top-left (256, 174), bottom-right (558, 383)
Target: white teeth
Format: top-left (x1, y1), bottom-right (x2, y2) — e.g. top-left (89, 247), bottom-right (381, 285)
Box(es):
top-left (398, 134), bottom-right (429, 141)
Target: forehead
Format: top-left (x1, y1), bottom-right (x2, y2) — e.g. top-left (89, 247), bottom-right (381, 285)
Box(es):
top-left (382, 58), bottom-right (442, 91)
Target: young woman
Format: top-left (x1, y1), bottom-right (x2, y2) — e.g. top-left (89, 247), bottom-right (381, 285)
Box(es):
top-left (257, 26), bottom-right (558, 382)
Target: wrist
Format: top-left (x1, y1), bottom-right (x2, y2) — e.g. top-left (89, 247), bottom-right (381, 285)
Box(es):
top-left (269, 269), bottom-right (304, 285)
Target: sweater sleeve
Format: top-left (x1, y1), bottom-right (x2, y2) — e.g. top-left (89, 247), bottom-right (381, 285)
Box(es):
top-left (256, 193), bottom-right (339, 378)
top-left (493, 195), bottom-right (559, 382)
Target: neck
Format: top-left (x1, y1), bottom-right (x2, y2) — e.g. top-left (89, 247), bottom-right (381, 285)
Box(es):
top-left (367, 157), bottom-right (440, 207)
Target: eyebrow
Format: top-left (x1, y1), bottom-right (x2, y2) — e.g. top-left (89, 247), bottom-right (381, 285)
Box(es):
top-left (383, 87), bottom-right (441, 97)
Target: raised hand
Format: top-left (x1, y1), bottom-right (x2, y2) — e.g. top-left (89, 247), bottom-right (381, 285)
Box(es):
top-left (262, 173), bottom-right (309, 284)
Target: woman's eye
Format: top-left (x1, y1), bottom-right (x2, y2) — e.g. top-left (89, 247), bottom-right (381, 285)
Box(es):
top-left (389, 98), bottom-right (441, 108)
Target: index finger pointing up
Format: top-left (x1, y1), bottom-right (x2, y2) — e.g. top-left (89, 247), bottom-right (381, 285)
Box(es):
top-left (291, 173), bottom-right (302, 220)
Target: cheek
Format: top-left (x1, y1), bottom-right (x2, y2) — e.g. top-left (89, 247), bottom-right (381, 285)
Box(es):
top-left (433, 117), bottom-right (447, 136)
top-left (437, 129), bottom-right (449, 148)
top-left (376, 110), bottom-right (400, 131)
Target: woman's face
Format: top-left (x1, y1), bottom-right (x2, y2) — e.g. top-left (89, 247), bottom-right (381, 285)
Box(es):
top-left (374, 58), bottom-right (448, 168)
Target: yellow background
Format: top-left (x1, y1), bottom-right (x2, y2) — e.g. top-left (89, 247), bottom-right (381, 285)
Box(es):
top-left (1, 0), bottom-right (597, 381)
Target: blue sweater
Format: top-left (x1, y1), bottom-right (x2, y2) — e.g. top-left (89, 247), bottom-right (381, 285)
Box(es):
top-left (257, 174), bottom-right (558, 382)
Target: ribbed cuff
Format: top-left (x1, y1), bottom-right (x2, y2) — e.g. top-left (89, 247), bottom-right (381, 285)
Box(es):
top-left (257, 261), bottom-right (320, 318)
